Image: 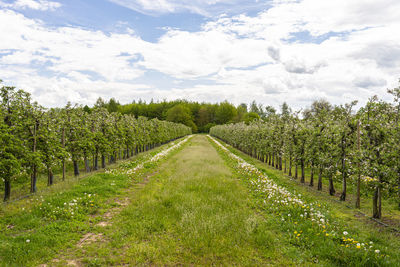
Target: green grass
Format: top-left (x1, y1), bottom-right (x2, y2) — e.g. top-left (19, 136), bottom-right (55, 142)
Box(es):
top-left (0, 138), bottom-right (186, 266)
top-left (45, 135), bottom-right (309, 266)
top-left (2, 134), bottom-right (400, 266)
top-left (210, 136), bottom-right (400, 266)
top-left (0, 146), bottom-right (163, 203)
top-left (273, 160), bottom-right (400, 225)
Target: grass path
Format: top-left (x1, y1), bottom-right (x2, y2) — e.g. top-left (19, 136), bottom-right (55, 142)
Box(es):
top-left (52, 135), bottom-right (295, 266)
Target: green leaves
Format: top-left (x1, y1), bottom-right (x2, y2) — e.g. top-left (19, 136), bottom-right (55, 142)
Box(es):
top-left (0, 81), bottom-right (191, 201)
top-left (210, 84), bottom-right (400, 218)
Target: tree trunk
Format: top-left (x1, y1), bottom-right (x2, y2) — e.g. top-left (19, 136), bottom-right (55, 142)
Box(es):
top-left (4, 179), bottom-right (11, 202)
top-left (300, 159), bottom-right (305, 183)
top-left (373, 186), bottom-right (382, 219)
top-left (340, 174), bottom-right (347, 201)
top-left (73, 160), bottom-right (80, 176)
top-left (295, 164), bottom-right (298, 179)
top-left (30, 165), bottom-right (37, 193)
top-left (62, 127), bottom-right (66, 181)
top-left (284, 159), bottom-right (286, 173)
top-left (356, 173), bottom-right (361, 208)
top-left (48, 168), bottom-right (54, 186)
top-left (398, 173), bottom-right (400, 210)
top-left (30, 123), bottom-right (37, 193)
top-left (356, 121), bottom-right (361, 208)
top-left (309, 166), bottom-right (314, 187)
top-left (62, 161), bottom-right (66, 181)
top-left (101, 155), bottom-right (106, 168)
top-left (340, 144), bottom-right (346, 201)
top-left (279, 156), bottom-right (283, 170)
top-left (317, 166), bottom-right (323, 191)
top-left (84, 156), bottom-right (90, 173)
top-left (397, 172), bottom-right (400, 210)
top-left (329, 176), bottom-right (335, 196)
top-left (94, 153), bottom-right (98, 170)
top-left (288, 157), bottom-right (292, 176)
top-left (271, 152), bottom-right (275, 167)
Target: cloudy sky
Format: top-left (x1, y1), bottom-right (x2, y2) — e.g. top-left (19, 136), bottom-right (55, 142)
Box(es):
top-left (0, 0), bottom-right (399, 109)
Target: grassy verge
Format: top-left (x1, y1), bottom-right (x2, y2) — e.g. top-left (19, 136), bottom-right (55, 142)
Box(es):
top-left (209, 136), bottom-right (400, 266)
top-left (0, 137), bottom-right (188, 266)
top-left (279, 162), bottom-right (400, 226)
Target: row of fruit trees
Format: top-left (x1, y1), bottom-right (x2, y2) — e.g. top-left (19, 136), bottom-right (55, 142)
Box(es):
top-left (210, 82), bottom-right (400, 219)
top-left (0, 82), bottom-right (191, 201)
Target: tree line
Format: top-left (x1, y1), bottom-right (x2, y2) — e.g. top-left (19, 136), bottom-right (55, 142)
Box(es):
top-left (0, 81), bottom-right (191, 201)
top-left (101, 98), bottom-right (272, 133)
top-left (210, 81), bottom-right (400, 219)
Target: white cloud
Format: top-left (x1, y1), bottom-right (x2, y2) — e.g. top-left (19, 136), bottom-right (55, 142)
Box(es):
top-left (0, 0), bottom-right (400, 110)
top-left (0, 0), bottom-right (61, 11)
top-left (0, 10), bottom-right (147, 80)
top-left (138, 29), bottom-right (272, 79)
top-left (0, 9), bottom-right (149, 106)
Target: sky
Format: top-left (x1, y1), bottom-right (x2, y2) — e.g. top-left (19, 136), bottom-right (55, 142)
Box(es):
top-left (0, 0), bottom-right (399, 110)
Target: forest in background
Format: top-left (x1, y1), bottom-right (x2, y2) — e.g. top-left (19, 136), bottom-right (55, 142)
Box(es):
top-left (94, 98), bottom-right (270, 133)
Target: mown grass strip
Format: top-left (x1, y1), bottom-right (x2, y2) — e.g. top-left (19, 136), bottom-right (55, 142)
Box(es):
top-left (50, 135), bottom-right (303, 266)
